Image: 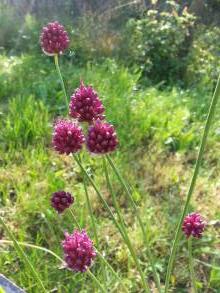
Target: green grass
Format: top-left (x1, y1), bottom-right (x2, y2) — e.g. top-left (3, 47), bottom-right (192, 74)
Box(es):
top-left (1, 54), bottom-right (220, 292)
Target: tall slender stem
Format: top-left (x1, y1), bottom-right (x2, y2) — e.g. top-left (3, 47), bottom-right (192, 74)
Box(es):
top-left (54, 54), bottom-right (69, 110)
top-left (188, 238), bottom-right (197, 293)
top-left (103, 157), bottom-right (126, 229)
top-left (69, 208), bottom-right (81, 230)
top-left (0, 239), bottom-right (64, 263)
top-left (77, 155), bottom-right (100, 248)
top-left (0, 217), bottom-right (47, 292)
top-left (73, 154), bottom-right (150, 293)
top-left (84, 180), bottom-right (99, 245)
top-left (87, 270), bottom-right (107, 293)
top-left (73, 155), bottom-right (125, 238)
top-left (106, 154), bottom-right (161, 292)
top-left (164, 75), bottom-right (220, 292)
top-left (77, 155), bottom-right (108, 289)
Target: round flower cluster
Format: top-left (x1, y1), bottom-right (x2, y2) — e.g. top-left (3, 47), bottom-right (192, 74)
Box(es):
top-left (51, 191), bottom-right (74, 214)
top-left (62, 230), bottom-right (96, 272)
top-left (51, 79), bottom-right (118, 155)
top-left (182, 212), bottom-right (206, 239)
top-left (87, 120), bottom-right (118, 154)
top-left (40, 21), bottom-right (70, 55)
top-left (52, 119), bottom-right (85, 155)
top-left (69, 81), bottom-right (105, 123)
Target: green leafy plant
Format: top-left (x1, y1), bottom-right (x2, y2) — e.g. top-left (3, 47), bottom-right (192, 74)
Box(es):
top-left (0, 95), bottom-right (50, 150)
top-left (123, 1), bottom-right (195, 84)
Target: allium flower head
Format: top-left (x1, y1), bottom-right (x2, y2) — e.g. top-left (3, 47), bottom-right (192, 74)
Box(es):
top-left (86, 120), bottom-right (118, 154)
top-left (40, 21), bottom-right (70, 55)
top-left (51, 191), bottom-right (74, 213)
top-left (182, 212), bottom-right (206, 238)
top-left (52, 119), bottom-right (85, 155)
top-left (62, 229), bottom-right (96, 272)
top-left (69, 81), bottom-right (105, 123)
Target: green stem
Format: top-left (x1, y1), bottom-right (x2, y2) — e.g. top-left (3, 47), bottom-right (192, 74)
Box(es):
top-left (164, 75), bottom-right (220, 292)
top-left (73, 154), bottom-right (125, 238)
top-left (83, 179), bottom-right (99, 246)
top-left (78, 155), bottom-right (100, 248)
top-left (0, 239), bottom-right (64, 263)
top-left (73, 154), bottom-right (150, 293)
top-left (106, 154), bottom-right (161, 292)
top-left (103, 157), bottom-right (126, 229)
top-left (96, 250), bottom-right (129, 293)
top-left (54, 54), bottom-right (69, 110)
top-left (83, 177), bottom-right (100, 242)
top-left (87, 270), bottom-right (107, 293)
top-left (69, 208), bottom-right (81, 230)
top-left (0, 217), bottom-right (47, 292)
top-left (78, 154), bottom-right (108, 289)
top-left (188, 238), bottom-right (197, 293)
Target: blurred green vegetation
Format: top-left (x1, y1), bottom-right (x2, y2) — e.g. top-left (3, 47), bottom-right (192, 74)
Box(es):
top-left (0, 0), bottom-right (220, 292)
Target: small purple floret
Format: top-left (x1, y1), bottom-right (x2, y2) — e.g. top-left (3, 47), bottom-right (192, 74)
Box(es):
top-left (69, 81), bottom-right (105, 123)
top-left (51, 191), bottom-right (74, 213)
top-left (86, 120), bottom-right (118, 154)
top-left (62, 229), bottom-right (96, 272)
top-left (40, 21), bottom-right (70, 55)
top-left (182, 212), bottom-right (206, 238)
top-left (52, 119), bottom-right (85, 155)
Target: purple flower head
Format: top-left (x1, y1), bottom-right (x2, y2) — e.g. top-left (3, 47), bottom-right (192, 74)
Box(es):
top-left (69, 81), bottom-right (105, 123)
top-left (52, 119), bottom-right (85, 155)
top-left (86, 120), bottom-right (119, 154)
top-left (51, 191), bottom-right (74, 213)
top-left (62, 229), bottom-right (96, 272)
top-left (182, 212), bottom-right (206, 239)
top-left (40, 21), bottom-right (70, 55)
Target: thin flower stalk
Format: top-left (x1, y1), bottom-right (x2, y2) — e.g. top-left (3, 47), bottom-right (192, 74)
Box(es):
top-left (68, 208), bottom-right (81, 230)
top-left (164, 75), bottom-right (220, 292)
top-left (0, 239), bottom-right (64, 263)
top-left (106, 154), bottom-right (161, 292)
top-left (0, 217), bottom-right (47, 292)
top-left (77, 154), bottom-right (108, 289)
top-left (83, 173), bottom-right (110, 285)
top-left (87, 270), bottom-right (107, 293)
top-left (188, 238), bottom-right (198, 293)
top-left (77, 155), bottom-right (100, 247)
top-left (54, 54), bottom-right (69, 110)
top-left (73, 154), bottom-right (150, 293)
top-left (102, 157), bottom-right (126, 229)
